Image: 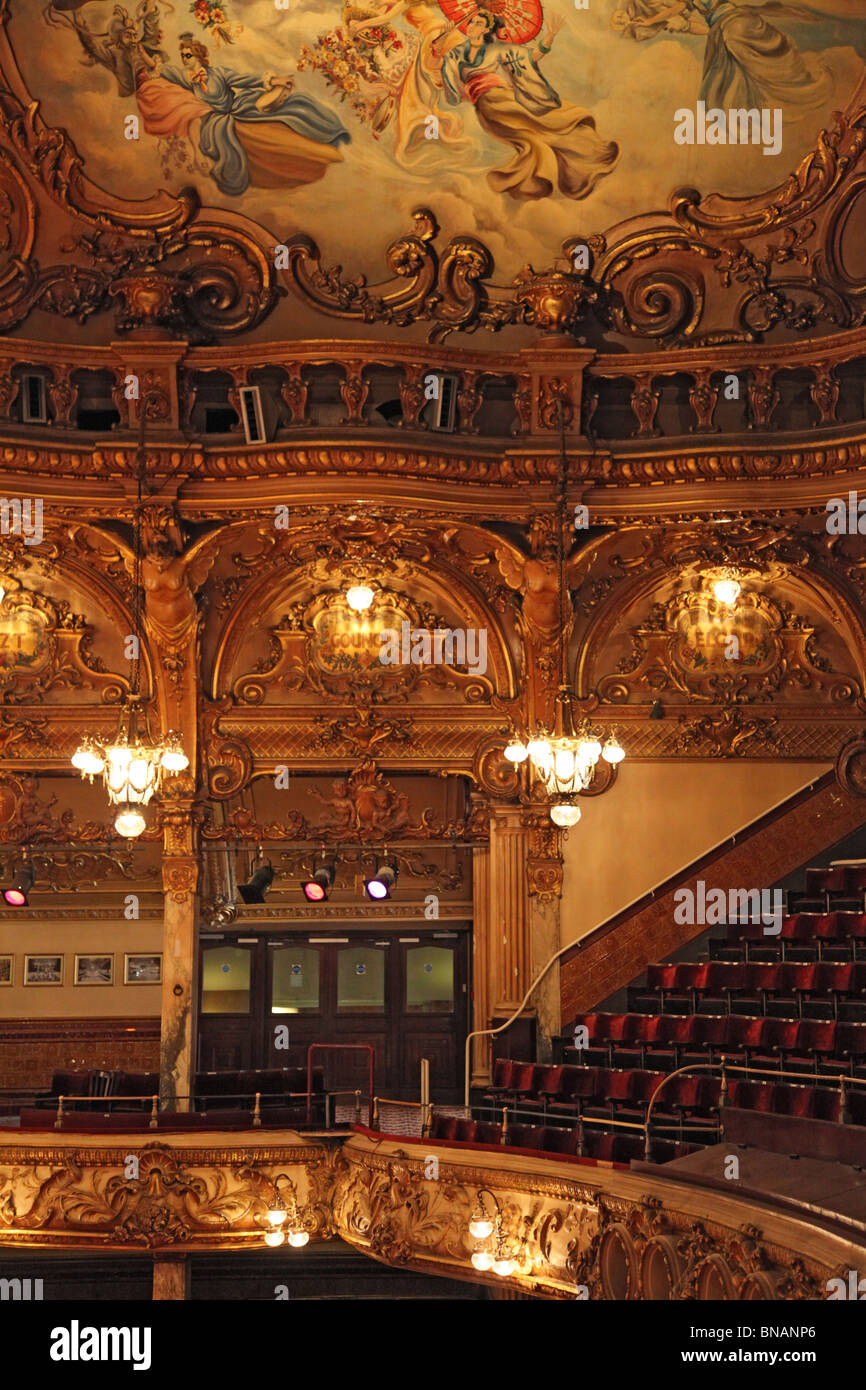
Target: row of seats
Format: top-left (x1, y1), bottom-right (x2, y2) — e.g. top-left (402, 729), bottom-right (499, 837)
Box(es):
top-left (194, 1067), bottom-right (325, 1108)
top-left (712, 913), bottom-right (866, 962)
top-left (585, 1072), bottom-right (849, 1127)
top-left (791, 866), bottom-right (866, 913)
top-left (631, 961), bottom-right (866, 1018)
top-left (18, 1108), bottom-right (308, 1132)
top-left (482, 1061), bottom-right (855, 1124)
top-left (36, 1067), bottom-right (326, 1108)
top-left (428, 1113), bottom-right (698, 1164)
top-left (567, 1014), bottom-right (866, 1070)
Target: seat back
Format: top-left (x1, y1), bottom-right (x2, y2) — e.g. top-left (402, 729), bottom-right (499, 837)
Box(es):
top-left (454, 1118), bottom-right (478, 1142)
top-left (507, 1123), bottom-right (545, 1150)
top-left (490, 1058), bottom-right (515, 1090)
top-left (475, 1121), bottom-right (504, 1144)
top-left (537, 1065), bottom-right (564, 1098)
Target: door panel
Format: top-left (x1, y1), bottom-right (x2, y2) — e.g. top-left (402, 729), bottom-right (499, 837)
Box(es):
top-left (198, 941), bottom-right (261, 1071)
top-left (199, 930), bottom-right (469, 1102)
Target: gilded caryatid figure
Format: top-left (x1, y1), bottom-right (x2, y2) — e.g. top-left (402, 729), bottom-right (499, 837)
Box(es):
top-left (494, 519), bottom-right (579, 649)
top-left (138, 511), bottom-right (221, 648)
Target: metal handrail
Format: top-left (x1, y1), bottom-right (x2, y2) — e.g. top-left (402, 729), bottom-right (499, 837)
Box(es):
top-left (643, 1056), bottom-right (861, 1159)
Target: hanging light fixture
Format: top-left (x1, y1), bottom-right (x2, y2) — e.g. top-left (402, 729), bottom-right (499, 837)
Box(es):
top-left (467, 1189), bottom-right (523, 1278)
top-left (239, 860), bottom-right (275, 905)
top-left (503, 405), bottom-right (624, 827)
top-left (263, 1175), bottom-right (311, 1249)
top-left (345, 583), bottom-right (375, 612)
top-left (71, 397), bottom-right (188, 837)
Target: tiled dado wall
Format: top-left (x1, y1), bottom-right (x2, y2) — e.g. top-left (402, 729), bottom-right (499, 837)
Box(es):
top-left (0, 1019), bottom-right (160, 1090)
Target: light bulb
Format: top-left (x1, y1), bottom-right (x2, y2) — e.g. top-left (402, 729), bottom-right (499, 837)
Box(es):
top-left (577, 736), bottom-right (602, 764)
top-left (128, 755), bottom-right (151, 790)
top-left (527, 738), bottom-right (551, 762)
top-left (72, 744), bottom-right (105, 776)
top-left (114, 806), bottom-right (147, 838)
top-left (267, 1208), bottom-right (287, 1227)
top-left (161, 736), bottom-right (189, 773)
top-left (712, 577), bottom-right (741, 607)
top-left (550, 802), bottom-right (581, 829)
top-left (471, 1250), bottom-right (493, 1272)
top-left (264, 1231), bottom-right (285, 1248)
top-left (493, 1257), bottom-right (516, 1277)
top-left (504, 740), bottom-right (528, 764)
top-left (469, 1218), bottom-right (494, 1240)
top-left (345, 584), bottom-right (374, 612)
top-left (288, 1230), bottom-right (310, 1248)
top-left (553, 746), bottom-right (578, 781)
top-left (602, 736), bottom-right (625, 765)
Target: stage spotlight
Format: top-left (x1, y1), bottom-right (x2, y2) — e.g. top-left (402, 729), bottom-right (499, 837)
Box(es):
top-left (364, 860), bottom-right (398, 900)
top-left (302, 855), bottom-right (336, 902)
top-left (238, 861), bottom-right (274, 904)
top-left (4, 861), bottom-right (33, 907)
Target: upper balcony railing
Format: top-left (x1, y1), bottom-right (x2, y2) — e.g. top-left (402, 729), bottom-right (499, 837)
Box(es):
top-left (0, 329), bottom-right (864, 451)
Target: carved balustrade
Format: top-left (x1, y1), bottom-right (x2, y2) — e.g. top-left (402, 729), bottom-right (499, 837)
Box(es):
top-left (0, 330), bottom-right (863, 449)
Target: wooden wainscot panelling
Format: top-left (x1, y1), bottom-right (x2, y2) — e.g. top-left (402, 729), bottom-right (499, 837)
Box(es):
top-left (0, 1019), bottom-right (160, 1090)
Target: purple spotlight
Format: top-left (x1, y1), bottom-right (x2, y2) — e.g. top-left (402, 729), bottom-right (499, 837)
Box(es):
top-left (364, 862), bottom-right (397, 900)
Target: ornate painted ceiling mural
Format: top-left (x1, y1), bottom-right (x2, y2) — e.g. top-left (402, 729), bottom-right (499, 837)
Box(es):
top-left (2, 0), bottom-right (866, 342)
top-left (23, 0), bottom-right (864, 256)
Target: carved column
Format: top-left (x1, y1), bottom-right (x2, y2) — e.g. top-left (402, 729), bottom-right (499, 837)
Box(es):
top-left (525, 811), bottom-right (564, 1065)
top-left (471, 843), bottom-right (492, 1086)
top-left (139, 511), bottom-right (209, 1111)
top-left (160, 798), bottom-right (199, 1111)
top-left (153, 1254), bottom-right (190, 1301)
top-left (489, 806), bottom-right (530, 1013)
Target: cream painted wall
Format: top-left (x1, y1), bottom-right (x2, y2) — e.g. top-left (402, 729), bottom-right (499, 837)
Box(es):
top-left (0, 918), bottom-right (162, 1017)
top-left (561, 761), bottom-right (831, 946)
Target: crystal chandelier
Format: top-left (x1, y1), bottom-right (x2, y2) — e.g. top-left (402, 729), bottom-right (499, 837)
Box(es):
top-left (503, 404), bottom-right (624, 828)
top-left (72, 400), bottom-right (188, 837)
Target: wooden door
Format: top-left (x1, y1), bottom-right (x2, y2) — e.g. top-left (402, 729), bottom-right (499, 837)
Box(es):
top-left (394, 933), bottom-right (468, 1104)
top-left (198, 939), bottom-right (263, 1071)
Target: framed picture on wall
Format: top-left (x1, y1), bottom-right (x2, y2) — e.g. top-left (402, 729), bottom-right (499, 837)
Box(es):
top-left (74, 954), bottom-right (114, 986)
top-left (0, 955), bottom-right (12, 985)
top-left (24, 954), bottom-right (63, 985)
top-left (124, 953), bottom-right (162, 985)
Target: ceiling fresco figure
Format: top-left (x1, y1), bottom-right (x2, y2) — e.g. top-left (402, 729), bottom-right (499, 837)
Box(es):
top-left (612, 0), bottom-right (866, 113)
top-left (438, 9), bottom-right (620, 200)
top-left (139, 30), bottom-right (351, 196)
top-left (297, 0), bottom-right (476, 167)
top-left (47, 0), bottom-right (167, 98)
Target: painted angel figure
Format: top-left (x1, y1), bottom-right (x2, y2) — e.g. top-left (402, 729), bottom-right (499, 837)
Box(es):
top-left (300, 0), bottom-right (474, 166)
top-left (47, 0), bottom-right (167, 97)
top-left (611, 0), bottom-right (866, 113)
top-left (437, 8), bottom-right (620, 200)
